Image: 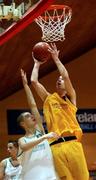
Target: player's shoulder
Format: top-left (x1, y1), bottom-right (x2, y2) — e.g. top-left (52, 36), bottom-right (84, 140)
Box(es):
top-left (18, 136), bottom-right (25, 144)
top-left (0, 158), bottom-right (9, 167)
top-left (2, 158), bottom-right (9, 163)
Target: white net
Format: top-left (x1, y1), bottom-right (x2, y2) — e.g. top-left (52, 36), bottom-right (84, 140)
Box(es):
top-left (35, 5), bottom-right (72, 42)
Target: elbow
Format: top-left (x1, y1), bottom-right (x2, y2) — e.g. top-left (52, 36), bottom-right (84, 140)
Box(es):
top-left (31, 79), bottom-right (38, 87)
top-left (62, 71), bottom-right (69, 80)
top-left (20, 145), bottom-right (29, 152)
top-left (31, 79), bottom-right (37, 83)
top-left (63, 72), bottom-right (69, 79)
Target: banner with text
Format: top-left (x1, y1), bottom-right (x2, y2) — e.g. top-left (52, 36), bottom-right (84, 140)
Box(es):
top-left (7, 109), bottom-right (96, 135)
top-left (76, 109), bottom-right (96, 132)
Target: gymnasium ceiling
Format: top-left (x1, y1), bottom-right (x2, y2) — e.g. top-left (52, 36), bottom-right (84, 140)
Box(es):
top-left (0, 0), bottom-right (96, 100)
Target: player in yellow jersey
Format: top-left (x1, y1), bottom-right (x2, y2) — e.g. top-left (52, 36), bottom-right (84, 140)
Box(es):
top-left (31, 43), bottom-right (89, 180)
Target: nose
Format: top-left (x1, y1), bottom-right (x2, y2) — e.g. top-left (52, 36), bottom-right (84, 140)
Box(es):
top-left (7, 148), bottom-right (10, 153)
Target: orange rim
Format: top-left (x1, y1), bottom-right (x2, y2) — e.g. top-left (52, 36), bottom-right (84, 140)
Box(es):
top-left (37, 4), bottom-right (72, 20)
top-left (47, 4), bottom-right (72, 10)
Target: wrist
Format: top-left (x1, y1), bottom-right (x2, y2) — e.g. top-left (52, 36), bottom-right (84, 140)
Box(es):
top-left (53, 57), bottom-right (59, 62)
top-left (42, 134), bottom-right (47, 140)
top-left (35, 62), bottom-right (40, 68)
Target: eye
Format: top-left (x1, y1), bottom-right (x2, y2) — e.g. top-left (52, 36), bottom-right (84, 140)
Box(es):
top-left (8, 146), bottom-right (13, 149)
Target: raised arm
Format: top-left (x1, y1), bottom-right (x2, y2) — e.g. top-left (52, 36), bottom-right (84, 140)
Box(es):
top-left (49, 43), bottom-right (76, 106)
top-left (21, 69), bottom-right (44, 133)
top-left (31, 58), bottom-right (50, 102)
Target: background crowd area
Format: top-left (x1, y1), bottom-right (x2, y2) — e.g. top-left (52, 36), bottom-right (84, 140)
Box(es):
top-left (0, 0), bottom-right (39, 33)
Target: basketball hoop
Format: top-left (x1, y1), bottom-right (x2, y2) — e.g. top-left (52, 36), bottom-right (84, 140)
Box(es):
top-left (35, 5), bottom-right (72, 42)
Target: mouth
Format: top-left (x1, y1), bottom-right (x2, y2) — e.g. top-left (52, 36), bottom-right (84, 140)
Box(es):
top-left (32, 118), bottom-right (37, 124)
top-left (8, 152), bottom-right (11, 155)
top-left (57, 82), bottom-right (61, 86)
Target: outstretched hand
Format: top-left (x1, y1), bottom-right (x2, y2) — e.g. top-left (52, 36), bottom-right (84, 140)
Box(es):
top-left (21, 69), bottom-right (28, 86)
top-left (44, 132), bottom-right (60, 140)
top-left (48, 43), bottom-right (60, 60)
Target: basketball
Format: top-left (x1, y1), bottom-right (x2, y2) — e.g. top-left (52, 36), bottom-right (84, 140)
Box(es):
top-left (32, 42), bottom-right (51, 62)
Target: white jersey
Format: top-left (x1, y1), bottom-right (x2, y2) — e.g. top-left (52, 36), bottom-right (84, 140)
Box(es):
top-left (3, 158), bottom-right (22, 180)
top-left (20, 130), bottom-right (58, 180)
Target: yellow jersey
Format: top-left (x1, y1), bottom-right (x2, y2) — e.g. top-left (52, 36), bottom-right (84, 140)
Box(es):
top-left (43, 92), bottom-right (82, 141)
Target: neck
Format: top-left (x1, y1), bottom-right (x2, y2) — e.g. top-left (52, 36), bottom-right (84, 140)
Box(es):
top-left (57, 89), bottom-right (66, 97)
top-left (25, 127), bottom-right (36, 136)
top-left (11, 156), bottom-right (17, 161)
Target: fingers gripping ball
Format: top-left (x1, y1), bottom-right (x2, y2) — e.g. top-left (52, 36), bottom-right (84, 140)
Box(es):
top-left (32, 42), bottom-right (51, 62)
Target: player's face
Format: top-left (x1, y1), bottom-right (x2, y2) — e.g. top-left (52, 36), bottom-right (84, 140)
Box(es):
top-left (56, 76), bottom-right (65, 90)
top-left (24, 112), bottom-right (37, 128)
top-left (7, 143), bottom-right (17, 157)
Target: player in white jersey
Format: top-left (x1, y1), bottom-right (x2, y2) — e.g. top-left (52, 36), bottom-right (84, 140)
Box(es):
top-left (17, 69), bottom-right (60, 180)
top-left (0, 140), bottom-right (22, 180)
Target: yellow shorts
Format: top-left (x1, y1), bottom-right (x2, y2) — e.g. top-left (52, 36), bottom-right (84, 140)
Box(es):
top-left (51, 140), bottom-right (89, 180)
